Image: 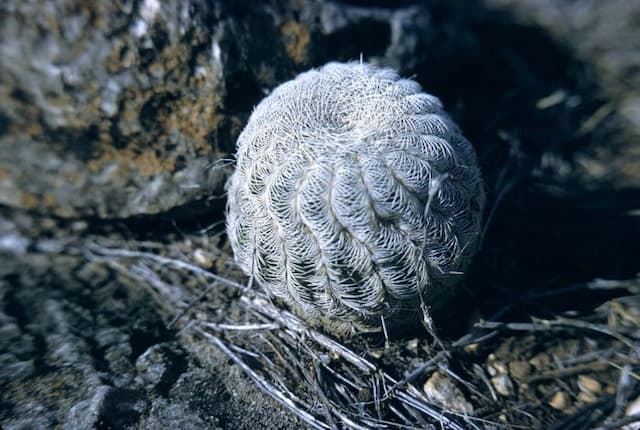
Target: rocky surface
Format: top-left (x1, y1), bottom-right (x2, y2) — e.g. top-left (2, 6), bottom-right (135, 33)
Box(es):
top-left (486, 0), bottom-right (640, 191)
top-left (0, 1), bottom-right (228, 218)
top-left (1, 0), bottom-right (639, 429)
top-left (0, 213), bottom-right (300, 429)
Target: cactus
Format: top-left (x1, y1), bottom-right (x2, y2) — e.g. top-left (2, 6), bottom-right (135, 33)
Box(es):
top-left (226, 62), bottom-right (484, 335)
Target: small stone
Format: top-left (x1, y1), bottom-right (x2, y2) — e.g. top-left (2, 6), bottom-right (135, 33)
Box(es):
top-left (508, 360), bottom-right (531, 380)
top-left (406, 338), bottom-right (419, 354)
top-left (529, 353), bottom-right (551, 370)
top-left (423, 371), bottom-right (474, 414)
top-left (491, 374), bottom-right (515, 397)
top-left (63, 385), bottom-right (112, 430)
top-left (463, 343), bottom-right (479, 354)
top-left (577, 391), bottom-right (597, 404)
top-left (494, 361), bottom-right (508, 374)
top-left (487, 365), bottom-right (497, 377)
top-left (368, 349), bottom-right (384, 359)
top-left (577, 375), bottom-right (602, 395)
top-left (70, 221), bottom-right (88, 232)
top-left (548, 391), bottom-right (570, 411)
top-left (193, 249), bottom-right (214, 268)
top-left (625, 394), bottom-right (640, 421)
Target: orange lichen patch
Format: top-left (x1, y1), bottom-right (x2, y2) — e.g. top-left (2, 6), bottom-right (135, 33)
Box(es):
top-left (19, 192), bottom-right (40, 209)
top-left (88, 145), bottom-right (174, 178)
top-left (42, 193), bottom-right (58, 208)
top-left (168, 97), bottom-right (223, 145)
top-left (91, 37), bottom-right (225, 179)
top-left (105, 39), bottom-right (136, 72)
top-left (148, 73), bottom-right (223, 148)
top-left (148, 61), bottom-right (166, 79)
top-left (280, 20), bottom-right (310, 64)
top-left (0, 168), bottom-right (9, 180)
top-left (21, 120), bottom-right (44, 137)
top-left (128, 148), bottom-right (174, 177)
top-left (15, 191), bottom-right (61, 212)
top-left (0, 92), bottom-right (43, 136)
top-left (87, 151), bottom-right (112, 174)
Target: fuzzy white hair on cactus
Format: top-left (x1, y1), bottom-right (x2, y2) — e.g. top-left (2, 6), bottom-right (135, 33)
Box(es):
top-left (226, 61), bottom-right (485, 335)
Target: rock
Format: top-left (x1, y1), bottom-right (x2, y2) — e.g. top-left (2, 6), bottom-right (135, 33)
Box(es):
top-left (0, 0), bottom-right (479, 220)
top-left (135, 343), bottom-right (187, 392)
top-left (509, 360), bottom-right (532, 380)
top-left (423, 371), bottom-right (474, 415)
top-left (491, 374), bottom-right (516, 398)
top-left (0, 0), bottom-right (227, 218)
top-left (577, 391), bottom-right (598, 404)
top-left (0, 214), bottom-right (304, 429)
top-left (548, 390), bottom-right (570, 412)
top-left (625, 395), bottom-right (640, 430)
top-left (144, 398), bottom-right (219, 430)
top-left (485, 0), bottom-right (640, 191)
top-left (63, 385), bottom-right (115, 430)
top-left (529, 353), bottom-right (551, 371)
top-left (577, 375), bottom-right (602, 395)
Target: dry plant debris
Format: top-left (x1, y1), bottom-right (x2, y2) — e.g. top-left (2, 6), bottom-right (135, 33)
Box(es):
top-left (83, 238), bottom-right (640, 429)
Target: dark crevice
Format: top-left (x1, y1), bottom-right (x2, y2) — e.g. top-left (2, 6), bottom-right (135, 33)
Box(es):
top-left (3, 274), bottom-right (30, 330)
top-left (129, 326), bottom-right (171, 361)
top-left (318, 19), bottom-right (391, 61)
top-left (2, 277), bottom-right (54, 372)
top-left (0, 111), bottom-right (9, 137)
top-left (373, 1), bottom-right (639, 334)
top-left (10, 87), bottom-right (32, 103)
top-left (334, 0), bottom-right (418, 7)
top-left (224, 69), bottom-right (263, 113)
top-left (97, 389), bottom-right (144, 430)
top-left (107, 195), bottom-right (227, 237)
top-left (149, 20), bottom-right (170, 52)
top-left (155, 347), bottom-right (189, 397)
top-left (87, 337), bottom-right (112, 375)
top-left (139, 92), bottom-right (180, 130)
top-left (3, 194), bottom-right (228, 244)
top-left (39, 122), bottom-right (101, 162)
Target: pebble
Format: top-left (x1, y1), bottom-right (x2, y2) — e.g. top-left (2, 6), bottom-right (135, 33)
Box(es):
top-left (491, 374), bottom-right (515, 397)
top-left (423, 371), bottom-right (474, 414)
top-left (529, 353), bottom-right (551, 370)
top-left (577, 391), bottom-right (597, 404)
top-left (193, 248), bottom-right (214, 268)
top-left (548, 391), bottom-right (570, 411)
top-left (509, 360), bottom-right (531, 380)
top-left (464, 343), bottom-right (479, 354)
top-left (625, 394), bottom-right (640, 425)
top-left (577, 375), bottom-right (602, 395)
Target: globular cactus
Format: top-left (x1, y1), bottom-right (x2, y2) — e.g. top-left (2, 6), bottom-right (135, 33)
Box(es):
top-left (226, 62), bottom-right (484, 335)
